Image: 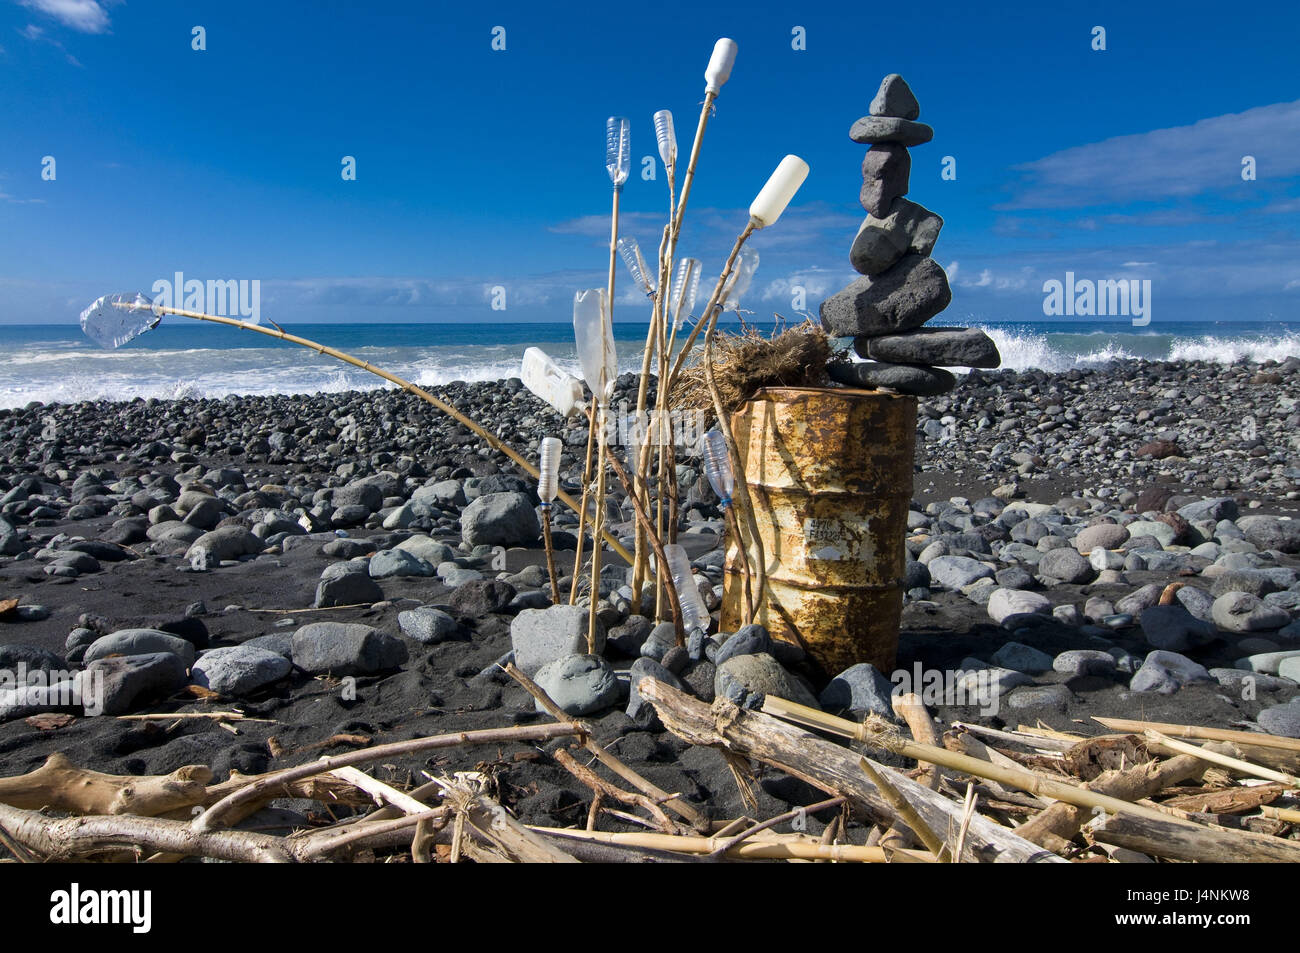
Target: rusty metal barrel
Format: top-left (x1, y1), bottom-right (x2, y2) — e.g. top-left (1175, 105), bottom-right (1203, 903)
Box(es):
top-left (721, 387), bottom-right (916, 678)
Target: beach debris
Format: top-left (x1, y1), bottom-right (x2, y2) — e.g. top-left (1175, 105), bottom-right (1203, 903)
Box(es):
top-left (821, 74), bottom-right (1000, 394)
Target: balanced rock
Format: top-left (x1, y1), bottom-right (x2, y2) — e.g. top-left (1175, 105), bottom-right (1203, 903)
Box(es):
top-left (850, 116), bottom-right (933, 147)
top-left (859, 326), bottom-right (1000, 369)
top-left (849, 198), bottom-right (943, 276)
top-left (820, 254), bottom-right (952, 337)
top-left (869, 73), bottom-right (920, 120)
top-left (860, 144), bottom-right (910, 217)
top-left (828, 360), bottom-right (955, 396)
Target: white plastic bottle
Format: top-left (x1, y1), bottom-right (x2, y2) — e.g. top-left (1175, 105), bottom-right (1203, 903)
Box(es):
top-left (663, 543), bottom-right (708, 634)
top-left (521, 347), bottom-right (585, 418)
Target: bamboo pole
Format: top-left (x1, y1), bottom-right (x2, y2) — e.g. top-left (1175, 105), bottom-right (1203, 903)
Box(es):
top-left (1144, 730), bottom-right (1300, 787)
top-left (570, 402), bottom-right (599, 603)
top-left (532, 826), bottom-right (924, 862)
top-left (145, 306), bottom-right (635, 566)
top-left (1093, 716), bottom-right (1300, 752)
top-left (760, 696), bottom-right (1189, 827)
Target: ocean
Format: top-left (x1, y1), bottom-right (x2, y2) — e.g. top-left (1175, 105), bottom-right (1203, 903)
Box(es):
top-left (0, 318), bottom-right (1297, 409)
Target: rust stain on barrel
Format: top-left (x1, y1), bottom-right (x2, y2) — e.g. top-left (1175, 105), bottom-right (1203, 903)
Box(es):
top-left (722, 386), bottom-right (916, 677)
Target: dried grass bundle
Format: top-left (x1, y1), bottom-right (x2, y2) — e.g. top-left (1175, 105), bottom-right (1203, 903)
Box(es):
top-left (669, 319), bottom-right (835, 416)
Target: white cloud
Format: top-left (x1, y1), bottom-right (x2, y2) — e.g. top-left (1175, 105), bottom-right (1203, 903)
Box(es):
top-left (20, 0), bottom-right (113, 34)
top-left (1001, 99), bottom-right (1300, 209)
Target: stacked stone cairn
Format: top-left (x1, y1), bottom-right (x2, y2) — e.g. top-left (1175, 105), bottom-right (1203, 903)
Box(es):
top-left (820, 74), bottom-right (1000, 396)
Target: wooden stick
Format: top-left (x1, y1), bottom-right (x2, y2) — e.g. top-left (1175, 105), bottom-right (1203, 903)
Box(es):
top-left (1015, 752), bottom-right (1205, 850)
top-left (570, 403), bottom-right (599, 604)
top-left (857, 757), bottom-right (946, 858)
top-left (1144, 729), bottom-right (1300, 787)
top-left (1090, 811), bottom-right (1300, 863)
top-left (503, 663), bottom-right (707, 831)
top-left (952, 721), bottom-right (1076, 754)
top-left (706, 796), bottom-right (844, 858)
top-left (533, 826), bottom-right (920, 863)
top-left (329, 766), bottom-right (433, 817)
top-left (432, 776), bottom-right (579, 863)
top-left (640, 678), bottom-right (1064, 863)
top-left (553, 747), bottom-right (681, 835)
top-left (1259, 805), bottom-right (1300, 823)
top-left (540, 506), bottom-right (561, 604)
top-left (1093, 716), bottom-right (1300, 752)
top-left (894, 693), bottom-right (940, 788)
top-left (761, 696), bottom-right (1186, 828)
top-left (192, 721), bottom-right (582, 833)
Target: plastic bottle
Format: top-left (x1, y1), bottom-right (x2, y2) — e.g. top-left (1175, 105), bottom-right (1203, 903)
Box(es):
top-left (663, 543), bottom-right (708, 634)
top-left (573, 289), bottom-right (617, 406)
top-left (521, 347), bottom-right (585, 417)
top-left (749, 155), bottom-right (809, 228)
top-left (618, 236), bottom-right (655, 295)
top-left (538, 437), bottom-right (561, 504)
top-left (701, 429), bottom-right (734, 506)
top-left (79, 291), bottom-right (162, 349)
top-left (670, 258), bottom-right (701, 331)
top-left (654, 109), bottom-right (677, 174)
top-left (705, 38), bottom-right (738, 94)
top-left (606, 116), bottom-right (630, 189)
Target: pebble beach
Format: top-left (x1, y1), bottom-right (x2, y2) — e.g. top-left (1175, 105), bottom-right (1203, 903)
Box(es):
top-left (1, 352), bottom-right (1298, 840)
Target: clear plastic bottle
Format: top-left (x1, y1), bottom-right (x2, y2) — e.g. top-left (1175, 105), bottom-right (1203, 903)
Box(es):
top-left (79, 291), bottom-right (162, 349)
top-left (618, 236), bottom-right (655, 295)
top-left (538, 437), bottom-right (562, 505)
top-left (572, 288), bottom-right (617, 406)
top-left (663, 543), bottom-right (708, 634)
top-left (722, 248), bottom-right (759, 312)
top-left (606, 116), bottom-right (630, 189)
top-left (701, 429), bottom-right (734, 506)
top-left (653, 109), bottom-right (677, 174)
top-left (670, 258), bottom-right (701, 331)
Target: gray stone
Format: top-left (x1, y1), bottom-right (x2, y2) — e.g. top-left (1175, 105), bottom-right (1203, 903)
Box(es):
top-left (818, 662), bottom-right (897, 719)
top-left (990, 641), bottom-right (1054, 674)
top-left (77, 652), bottom-right (189, 716)
top-left (1138, 605), bottom-right (1217, 652)
top-left (987, 588), bottom-right (1052, 625)
top-left (192, 645), bottom-right (291, 696)
top-left (715, 653), bottom-right (819, 710)
top-left (1115, 584), bottom-right (1165, 617)
top-left (413, 479), bottom-right (466, 507)
top-left (333, 481), bottom-right (383, 512)
top-left (1126, 520), bottom-right (1176, 548)
top-left (185, 526), bottom-right (262, 568)
top-left (460, 492), bottom-right (540, 547)
top-left (1257, 700), bottom-right (1300, 738)
top-left (368, 548), bottom-right (436, 579)
top-left (1129, 650), bottom-right (1212, 694)
top-left (85, 629), bottom-right (196, 668)
top-left (680, 659), bottom-right (716, 702)
top-left (1209, 668), bottom-right (1292, 692)
top-left (1074, 522), bottom-right (1131, 552)
top-left (394, 535), bottom-right (456, 565)
top-left (1280, 656), bottom-right (1300, 681)
top-left (828, 360), bottom-right (955, 397)
top-left (1209, 569), bottom-right (1281, 598)
top-left (322, 537), bottom-right (373, 559)
top-left (510, 605), bottom-right (606, 676)
top-left (321, 557), bottom-right (369, 582)
top-left (397, 607), bottom-right (461, 644)
top-left (639, 622), bottom-right (679, 662)
top-left (849, 115), bottom-right (933, 146)
top-left (859, 143), bottom-right (910, 217)
top-left (0, 643), bottom-right (66, 672)
top-left (1053, 649), bottom-right (1117, 677)
top-left (848, 199), bottom-right (942, 276)
top-left (1176, 498), bottom-right (1238, 523)
top-left (448, 578), bottom-right (517, 616)
top-left (860, 326), bottom-right (999, 369)
top-left (869, 73), bottom-right (921, 120)
top-left (1236, 516), bottom-right (1300, 554)
top-left (606, 615), bottom-right (652, 657)
top-left (1212, 591), bottom-right (1290, 633)
top-left (1037, 547), bottom-right (1093, 584)
top-left (714, 624), bottom-right (771, 665)
top-left (626, 657), bottom-right (683, 726)
top-left (243, 633), bottom-right (293, 658)
top-left (1235, 650), bottom-right (1300, 675)
top-left (1175, 585), bottom-right (1216, 623)
top-left (314, 572), bottom-right (384, 609)
top-left (291, 622), bottom-right (408, 676)
top-left (927, 555), bottom-right (995, 590)
top-left (1006, 684), bottom-right (1072, 712)
top-left (534, 654), bottom-right (620, 716)
top-left (819, 254), bottom-right (952, 338)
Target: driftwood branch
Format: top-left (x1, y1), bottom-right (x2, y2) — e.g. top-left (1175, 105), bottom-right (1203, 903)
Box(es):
top-left (1089, 811), bottom-right (1300, 863)
top-left (638, 678), bottom-right (1063, 863)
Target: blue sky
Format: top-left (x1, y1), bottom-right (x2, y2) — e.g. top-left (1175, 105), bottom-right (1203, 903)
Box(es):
top-left (1, 0), bottom-right (1298, 325)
